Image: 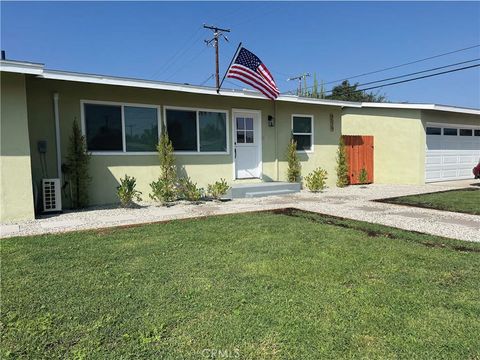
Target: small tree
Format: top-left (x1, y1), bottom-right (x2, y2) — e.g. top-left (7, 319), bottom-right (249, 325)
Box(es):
top-left (358, 168), bottom-right (368, 185)
top-left (149, 126), bottom-right (177, 204)
top-left (117, 175), bottom-right (142, 207)
top-left (64, 119), bottom-right (91, 209)
top-left (286, 138), bottom-right (301, 182)
top-left (336, 137), bottom-right (349, 187)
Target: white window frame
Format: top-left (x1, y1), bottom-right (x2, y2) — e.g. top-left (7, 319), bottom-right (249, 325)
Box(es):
top-left (426, 122), bottom-right (480, 137)
top-left (291, 114), bottom-right (314, 153)
top-left (80, 100), bottom-right (161, 155)
top-left (163, 105), bottom-right (230, 155)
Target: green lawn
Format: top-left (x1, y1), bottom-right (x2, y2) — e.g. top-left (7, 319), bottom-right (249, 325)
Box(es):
top-left (379, 188), bottom-right (480, 215)
top-left (2, 210), bottom-right (480, 359)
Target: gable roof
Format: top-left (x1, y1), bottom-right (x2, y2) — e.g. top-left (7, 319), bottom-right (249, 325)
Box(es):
top-left (1, 59), bottom-right (479, 115)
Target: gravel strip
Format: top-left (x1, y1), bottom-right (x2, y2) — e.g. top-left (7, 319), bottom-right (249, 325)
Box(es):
top-left (1, 183), bottom-right (479, 242)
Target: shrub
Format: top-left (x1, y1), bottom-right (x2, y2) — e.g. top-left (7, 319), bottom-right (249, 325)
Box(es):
top-left (304, 167), bottom-right (328, 192)
top-left (117, 175), bottom-right (142, 207)
top-left (64, 119), bottom-right (91, 209)
top-left (178, 177), bottom-right (203, 202)
top-left (207, 179), bottom-right (230, 200)
top-left (150, 126), bottom-right (177, 204)
top-left (336, 137), bottom-right (349, 187)
top-left (149, 178), bottom-right (177, 205)
top-left (358, 168), bottom-right (368, 185)
top-left (286, 138), bottom-right (301, 182)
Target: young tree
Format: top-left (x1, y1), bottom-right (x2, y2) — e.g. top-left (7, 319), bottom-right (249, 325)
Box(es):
top-left (286, 138), bottom-right (301, 182)
top-left (336, 137), bottom-right (349, 187)
top-left (64, 119), bottom-right (91, 208)
top-left (326, 80), bottom-right (386, 102)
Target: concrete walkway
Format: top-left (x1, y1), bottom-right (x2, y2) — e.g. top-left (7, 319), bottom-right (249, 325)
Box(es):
top-left (1, 182), bottom-right (479, 242)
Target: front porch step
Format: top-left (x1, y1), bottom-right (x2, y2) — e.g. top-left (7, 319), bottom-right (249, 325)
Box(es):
top-left (227, 182), bottom-right (301, 199)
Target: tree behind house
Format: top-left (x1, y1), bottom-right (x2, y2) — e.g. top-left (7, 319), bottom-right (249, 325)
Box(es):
top-left (326, 80), bottom-right (386, 102)
top-left (65, 119), bottom-right (91, 208)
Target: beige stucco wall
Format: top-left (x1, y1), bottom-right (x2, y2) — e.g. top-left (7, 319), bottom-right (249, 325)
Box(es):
top-left (342, 107), bottom-right (425, 185)
top-left (0, 73), bottom-right (35, 222)
top-left (421, 109), bottom-right (480, 128)
top-left (25, 78), bottom-right (342, 206)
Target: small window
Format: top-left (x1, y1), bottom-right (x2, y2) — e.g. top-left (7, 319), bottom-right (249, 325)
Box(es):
top-left (459, 129), bottom-right (473, 136)
top-left (236, 117), bottom-right (254, 144)
top-left (85, 104), bottom-right (123, 151)
top-left (292, 115), bottom-right (313, 151)
top-left (426, 127), bottom-right (441, 135)
top-left (475, 129), bottom-right (480, 136)
top-left (124, 106), bottom-right (158, 151)
top-left (443, 128), bottom-right (458, 136)
top-left (165, 108), bottom-right (228, 153)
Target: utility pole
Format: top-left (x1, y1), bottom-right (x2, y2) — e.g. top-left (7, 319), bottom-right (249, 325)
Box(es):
top-left (203, 24), bottom-right (230, 91)
top-left (287, 73), bottom-right (311, 96)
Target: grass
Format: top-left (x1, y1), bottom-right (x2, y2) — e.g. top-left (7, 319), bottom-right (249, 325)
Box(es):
top-left (1, 210), bottom-right (480, 359)
top-left (377, 188), bottom-right (480, 215)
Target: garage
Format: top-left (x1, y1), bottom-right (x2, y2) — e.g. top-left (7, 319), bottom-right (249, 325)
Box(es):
top-left (425, 123), bottom-right (480, 182)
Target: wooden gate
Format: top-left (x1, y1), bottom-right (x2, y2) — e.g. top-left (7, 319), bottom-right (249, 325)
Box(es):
top-left (343, 135), bottom-right (374, 185)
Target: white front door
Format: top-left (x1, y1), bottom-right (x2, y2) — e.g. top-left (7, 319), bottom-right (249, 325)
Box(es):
top-left (233, 111), bottom-right (262, 179)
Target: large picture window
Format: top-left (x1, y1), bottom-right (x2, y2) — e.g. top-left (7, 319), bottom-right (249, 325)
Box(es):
top-left (165, 107), bottom-right (228, 153)
top-left (83, 102), bottom-right (159, 153)
top-left (292, 115), bottom-right (313, 151)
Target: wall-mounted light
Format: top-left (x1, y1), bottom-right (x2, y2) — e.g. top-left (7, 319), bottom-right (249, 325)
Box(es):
top-left (268, 115), bottom-right (275, 127)
top-left (329, 113), bottom-right (334, 132)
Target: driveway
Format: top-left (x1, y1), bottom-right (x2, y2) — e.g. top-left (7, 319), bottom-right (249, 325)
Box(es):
top-left (1, 182), bottom-right (479, 242)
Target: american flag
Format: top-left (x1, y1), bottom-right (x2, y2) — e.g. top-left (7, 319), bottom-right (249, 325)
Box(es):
top-left (226, 47), bottom-right (280, 100)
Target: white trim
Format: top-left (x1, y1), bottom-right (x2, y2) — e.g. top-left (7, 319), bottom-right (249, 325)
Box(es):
top-left (80, 99), bottom-right (161, 155)
top-left (0, 60), bottom-right (44, 75)
top-left (163, 105), bottom-right (230, 155)
top-left (232, 109), bottom-right (263, 180)
top-left (359, 102), bottom-right (480, 116)
top-left (291, 114), bottom-right (314, 153)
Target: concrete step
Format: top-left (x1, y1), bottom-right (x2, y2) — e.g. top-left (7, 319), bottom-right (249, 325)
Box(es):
top-left (227, 182), bottom-right (301, 199)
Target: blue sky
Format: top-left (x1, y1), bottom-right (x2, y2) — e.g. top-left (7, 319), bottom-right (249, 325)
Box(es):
top-left (2, 1), bottom-right (479, 107)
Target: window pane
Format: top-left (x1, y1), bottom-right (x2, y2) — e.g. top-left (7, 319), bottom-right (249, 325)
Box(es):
top-left (124, 106), bottom-right (158, 151)
top-left (84, 104), bottom-right (122, 151)
top-left (426, 127), bottom-right (441, 135)
top-left (236, 118), bottom-right (244, 130)
top-left (293, 135), bottom-right (312, 151)
top-left (166, 109), bottom-right (197, 151)
top-left (245, 130), bottom-right (254, 143)
top-left (443, 128), bottom-right (457, 136)
top-left (475, 130), bottom-right (480, 136)
top-left (245, 118), bottom-right (253, 130)
top-left (199, 111), bottom-right (227, 152)
top-left (236, 131), bottom-right (245, 143)
top-left (292, 116), bottom-right (312, 133)
top-left (459, 129), bottom-right (473, 136)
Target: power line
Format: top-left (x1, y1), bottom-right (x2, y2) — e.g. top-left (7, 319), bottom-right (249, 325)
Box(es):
top-left (283, 44), bottom-right (480, 94)
top-left (323, 44), bottom-right (480, 86)
top-left (322, 58), bottom-right (480, 94)
top-left (354, 63), bottom-right (480, 93)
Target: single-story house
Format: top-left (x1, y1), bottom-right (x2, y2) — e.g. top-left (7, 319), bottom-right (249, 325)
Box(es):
top-left (1, 59), bottom-right (479, 223)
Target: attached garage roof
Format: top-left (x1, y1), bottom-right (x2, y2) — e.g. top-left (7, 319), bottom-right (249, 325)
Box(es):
top-left (1, 59), bottom-right (479, 115)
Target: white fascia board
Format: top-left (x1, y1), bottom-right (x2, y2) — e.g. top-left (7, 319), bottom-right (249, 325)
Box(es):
top-left (0, 60), bottom-right (44, 75)
top-left (40, 70), bottom-right (356, 107)
top-left (358, 102), bottom-right (480, 116)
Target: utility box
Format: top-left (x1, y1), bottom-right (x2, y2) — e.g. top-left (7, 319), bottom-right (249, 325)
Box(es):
top-left (42, 178), bottom-right (62, 212)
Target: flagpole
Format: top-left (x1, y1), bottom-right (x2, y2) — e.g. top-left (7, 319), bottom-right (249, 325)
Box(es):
top-left (217, 42), bottom-right (243, 93)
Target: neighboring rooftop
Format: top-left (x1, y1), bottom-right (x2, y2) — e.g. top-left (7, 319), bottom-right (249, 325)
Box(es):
top-left (1, 59), bottom-right (479, 116)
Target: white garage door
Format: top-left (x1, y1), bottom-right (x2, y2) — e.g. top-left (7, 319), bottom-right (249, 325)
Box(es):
top-left (425, 124), bottom-right (480, 182)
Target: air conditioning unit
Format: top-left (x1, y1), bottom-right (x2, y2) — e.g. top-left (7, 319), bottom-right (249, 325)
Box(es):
top-left (42, 178), bottom-right (62, 212)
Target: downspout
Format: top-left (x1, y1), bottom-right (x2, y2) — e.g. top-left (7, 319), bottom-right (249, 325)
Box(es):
top-left (274, 100), bottom-right (279, 181)
top-left (53, 93), bottom-right (62, 179)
